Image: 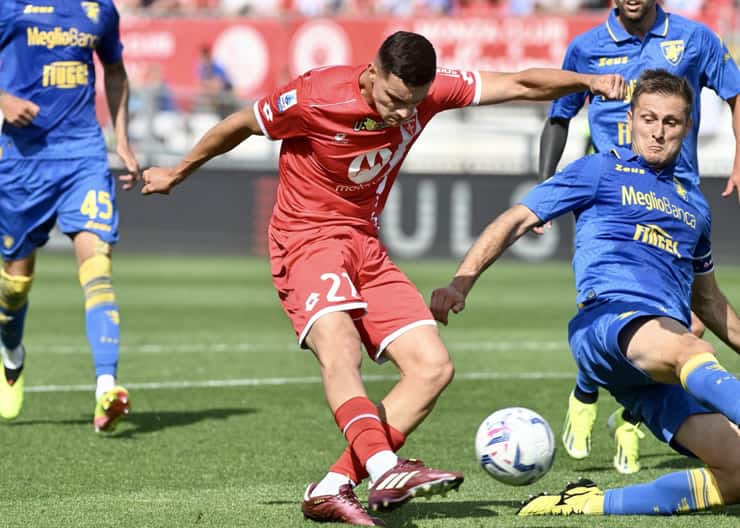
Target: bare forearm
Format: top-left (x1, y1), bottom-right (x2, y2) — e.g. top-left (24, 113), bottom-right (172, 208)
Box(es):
top-left (730, 96), bottom-right (740, 174)
top-left (104, 64), bottom-right (131, 146)
top-left (693, 283), bottom-right (740, 352)
top-left (539, 118), bottom-right (569, 181)
top-left (172, 110), bottom-right (255, 180)
top-left (452, 205), bottom-right (539, 295)
top-left (509, 69), bottom-right (593, 101)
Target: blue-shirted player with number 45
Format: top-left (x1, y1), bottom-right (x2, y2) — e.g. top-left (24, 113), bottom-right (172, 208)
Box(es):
top-left (0, 1), bottom-right (139, 431)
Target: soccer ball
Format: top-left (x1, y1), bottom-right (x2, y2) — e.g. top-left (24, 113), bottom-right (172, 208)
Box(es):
top-left (474, 407), bottom-right (555, 486)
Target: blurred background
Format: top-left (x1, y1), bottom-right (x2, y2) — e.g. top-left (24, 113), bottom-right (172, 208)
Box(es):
top-left (46, 1), bottom-right (740, 259)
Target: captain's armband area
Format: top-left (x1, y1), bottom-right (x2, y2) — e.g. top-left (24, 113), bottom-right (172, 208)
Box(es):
top-left (693, 252), bottom-right (715, 275)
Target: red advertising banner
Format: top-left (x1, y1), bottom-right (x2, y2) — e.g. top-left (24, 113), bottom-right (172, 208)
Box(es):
top-left (109, 13), bottom-right (730, 118)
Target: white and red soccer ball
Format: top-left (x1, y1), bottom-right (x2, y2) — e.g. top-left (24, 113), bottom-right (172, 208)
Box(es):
top-left (475, 407), bottom-right (555, 486)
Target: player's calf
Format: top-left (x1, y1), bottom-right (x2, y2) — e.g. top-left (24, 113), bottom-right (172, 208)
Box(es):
top-left (0, 269), bottom-right (32, 352)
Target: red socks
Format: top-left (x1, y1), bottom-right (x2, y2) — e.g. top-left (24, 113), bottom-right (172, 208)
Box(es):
top-left (331, 397), bottom-right (406, 484)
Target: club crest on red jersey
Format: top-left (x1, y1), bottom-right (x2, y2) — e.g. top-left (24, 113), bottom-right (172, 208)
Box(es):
top-left (353, 117), bottom-right (390, 132)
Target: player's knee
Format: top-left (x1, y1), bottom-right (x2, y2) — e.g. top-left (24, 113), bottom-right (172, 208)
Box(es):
top-left (674, 335), bottom-right (715, 376)
top-left (0, 269), bottom-right (33, 312)
top-left (78, 254), bottom-right (116, 310)
top-left (413, 354), bottom-right (455, 393)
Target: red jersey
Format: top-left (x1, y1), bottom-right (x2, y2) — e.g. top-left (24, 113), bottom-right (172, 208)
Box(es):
top-left (254, 65), bottom-right (481, 234)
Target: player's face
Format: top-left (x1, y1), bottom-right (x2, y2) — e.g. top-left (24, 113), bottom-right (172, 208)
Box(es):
top-left (614, 0), bottom-right (656, 23)
top-left (369, 65), bottom-right (432, 127)
top-left (628, 92), bottom-right (691, 169)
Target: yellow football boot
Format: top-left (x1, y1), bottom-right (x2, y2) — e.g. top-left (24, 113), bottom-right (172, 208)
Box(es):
top-left (561, 391), bottom-right (597, 459)
top-left (607, 408), bottom-right (645, 474)
top-left (518, 479), bottom-right (605, 516)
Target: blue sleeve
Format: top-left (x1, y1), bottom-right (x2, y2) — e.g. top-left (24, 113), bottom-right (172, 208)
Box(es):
top-left (96, 2), bottom-right (123, 65)
top-left (698, 26), bottom-right (740, 101)
top-left (519, 154), bottom-right (603, 222)
top-left (0, 2), bottom-right (18, 47)
top-left (549, 41), bottom-right (588, 120)
top-left (692, 211), bottom-right (714, 275)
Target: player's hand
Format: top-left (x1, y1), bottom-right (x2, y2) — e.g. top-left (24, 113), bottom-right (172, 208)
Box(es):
top-left (141, 166), bottom-right (182, 195)
top-left (116, 144), bottom-right (141, 191)
top-left (0, 92), bottom-right (40, 127)
top-left (531, 220), bottom-right (552, 235)
top-left (721, 169), bottom-right (740, 205)
top-left (430, 285), bottom-right (467, 326)
top-left (589, 74), bottom-right (626, 101)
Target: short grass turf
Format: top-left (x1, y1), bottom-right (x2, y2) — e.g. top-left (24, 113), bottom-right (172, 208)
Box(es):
top-left (3, 254), bottom-right (739, 527)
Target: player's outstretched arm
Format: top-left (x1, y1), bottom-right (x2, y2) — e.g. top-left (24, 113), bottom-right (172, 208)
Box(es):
top-left (539, 118), bottom-right (570, 182)
top-left (430, 204), bottom-right (541, 325)
top-left (0, 90), bottom-right (39, 127)
top-left (722, 95), bottom-right (740, 204)
top-left (477, 70), bottom-right (625, 105)
top-left (531, 117), bottom-right (570, 235)
top-left (103, 61), bottom-right (140, 191)
top-left (141, 106), bottom-right (264, 195)
top-left (691, 271), bottom-right (740, 353)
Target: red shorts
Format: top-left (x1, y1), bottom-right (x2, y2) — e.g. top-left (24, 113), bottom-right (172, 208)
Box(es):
top-left (268, 224), bottom-right (436, 362)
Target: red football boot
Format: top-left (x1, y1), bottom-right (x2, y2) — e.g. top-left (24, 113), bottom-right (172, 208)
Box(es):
top-left (367, 458), bottom-right (463, 512)
top-left (302, 483), bottom-right (384, 526)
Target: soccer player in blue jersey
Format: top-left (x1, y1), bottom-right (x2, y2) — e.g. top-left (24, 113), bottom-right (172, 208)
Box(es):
top-left (431, 69), bottom-right (740, 516)
top-left (538, 0), bottom-right (740, 473)
top-left (0, 1), bottom-right (139, 431)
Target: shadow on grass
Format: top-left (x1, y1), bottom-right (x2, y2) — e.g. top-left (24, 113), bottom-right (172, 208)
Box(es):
top-left (382, 499), bottom-right (509, 526)
top-left (114, 407), bottom-right (257, 437)
top-left (261, 498), bottom-right (517, 522)
top-left (5, 407), bottom-right (256, 437)
top-left (578, 452), bottom-right (704, 473)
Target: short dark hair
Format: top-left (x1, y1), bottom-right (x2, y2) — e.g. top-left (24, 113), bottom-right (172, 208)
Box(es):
top-left (376, 31), bottom-right (436, 87)
top-left (631, 69), bottom-right (693, 117)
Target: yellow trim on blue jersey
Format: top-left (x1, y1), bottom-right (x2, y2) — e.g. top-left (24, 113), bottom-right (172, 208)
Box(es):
top-left (605, 19), bottom-right (619, 42)
top-left (679, 352), bottom-right (720, 389)
top-left (606, 7), bottom-right (670, 42)
top-left (660, 14), bottom-right (670, 37)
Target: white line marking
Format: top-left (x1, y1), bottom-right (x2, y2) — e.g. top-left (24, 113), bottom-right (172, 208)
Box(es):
top-left (28, 340), bottom-right (568, 355)
top-left (25, 371), bottom-right (575, 394)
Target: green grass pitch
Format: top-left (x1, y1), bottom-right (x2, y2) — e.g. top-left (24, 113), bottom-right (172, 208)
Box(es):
top-left (3, 254), bottom-right (739, 527)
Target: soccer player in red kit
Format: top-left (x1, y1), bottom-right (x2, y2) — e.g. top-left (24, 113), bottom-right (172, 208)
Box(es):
top-left (142, 32), bottom-right (625, 526)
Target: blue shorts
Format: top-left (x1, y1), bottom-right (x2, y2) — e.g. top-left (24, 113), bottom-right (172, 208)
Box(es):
top-left (0, 156), bottom-right (118, 260)
top-left (568, 299), bottom-right (712, 456)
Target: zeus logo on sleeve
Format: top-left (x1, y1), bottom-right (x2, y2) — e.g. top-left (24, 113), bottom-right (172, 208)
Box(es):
top-left (632, 224), bottom-right (681, 257)
top-left (621, 185), bottom-right (696, 228)
top-left (24, 5), bottom-right (54, 14)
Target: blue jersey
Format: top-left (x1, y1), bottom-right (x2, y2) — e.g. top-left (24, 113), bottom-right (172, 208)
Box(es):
top-left (520, 147), bottom-right (713, 326)
top-left (549, 6), bottom-right (740, 183)
top-left (0, 0), bottom-right (123, 159)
